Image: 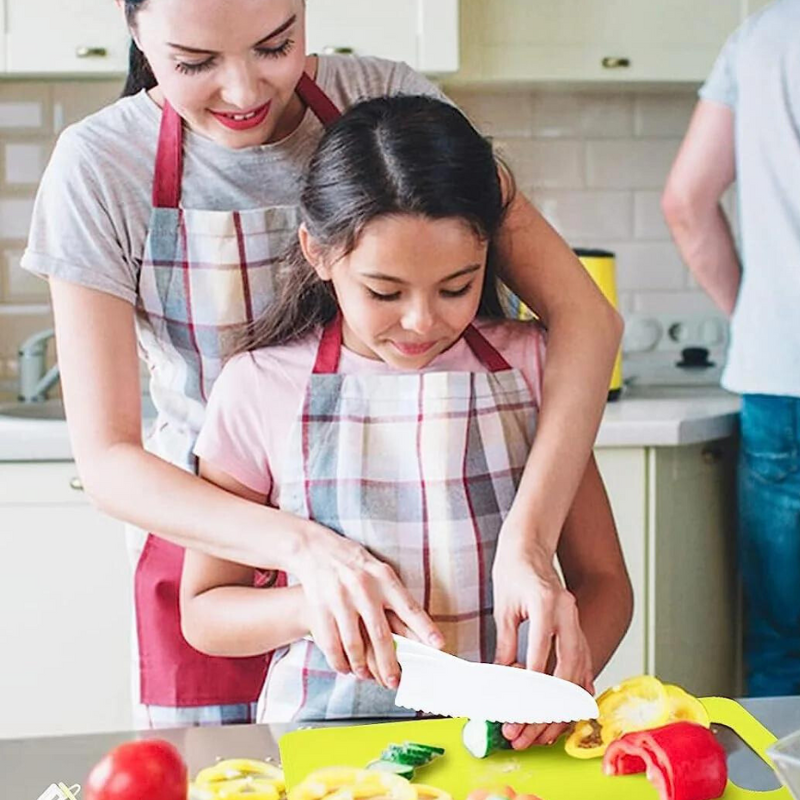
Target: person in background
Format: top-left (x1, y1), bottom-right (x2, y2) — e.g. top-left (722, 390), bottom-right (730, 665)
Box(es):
top-left (22, 0), bottom-right (622, 731)
top-left (181, 94), bottom-right (633, 743)
top-left (662, 0), bottom-right (800, 696)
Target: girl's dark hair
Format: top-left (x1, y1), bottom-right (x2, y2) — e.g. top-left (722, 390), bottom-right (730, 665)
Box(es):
top-left (230, 94), bottom-right (516, 356)
top-left (121, 1), bottom-right (157, 97)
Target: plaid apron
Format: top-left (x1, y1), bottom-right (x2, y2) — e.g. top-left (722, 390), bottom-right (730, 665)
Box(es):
top-left (257, 316), bottom-right (539, 722)
top-left (131, 74), bottom-right (340, 722)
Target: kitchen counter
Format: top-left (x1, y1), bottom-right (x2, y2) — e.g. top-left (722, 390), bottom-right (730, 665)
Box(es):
top-left (2, 697), bottom-right (797, 796)
top-left (0, 387), bottom-right (739, 461)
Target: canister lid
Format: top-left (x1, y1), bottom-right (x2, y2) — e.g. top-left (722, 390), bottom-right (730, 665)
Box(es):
top-left (574, 248), bottom-right (615, 258)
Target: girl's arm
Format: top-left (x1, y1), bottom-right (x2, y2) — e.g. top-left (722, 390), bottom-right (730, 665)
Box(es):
top-left (492, 189), bottom-right (624, 672)
top-left (180, 463), bottom-right (310, 657)
top-left (50, 279), bottom-right (442, 684)
top-left (502, 455), bottom-right (633, 751)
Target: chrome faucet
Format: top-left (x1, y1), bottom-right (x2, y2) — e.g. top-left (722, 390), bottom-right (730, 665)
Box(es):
top-left (18, 328), bottom-right (60, 403)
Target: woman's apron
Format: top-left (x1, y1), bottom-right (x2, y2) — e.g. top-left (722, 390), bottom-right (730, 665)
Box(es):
top-left (131, 73), bottom-right (341, 725)
top-left (258, 316), bottom-right (539, 722)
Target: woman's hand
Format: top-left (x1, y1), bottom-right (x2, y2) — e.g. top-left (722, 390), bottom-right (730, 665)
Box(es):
top-left (294, 524), bottom-right (444, 688)
top-left (492, 534), bottom-right (594, 746)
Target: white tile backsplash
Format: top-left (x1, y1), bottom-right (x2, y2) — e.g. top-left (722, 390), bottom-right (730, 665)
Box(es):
top-left (0, 103), bottom-right (43, 129)
top-left (5, 143), bottom-right (47, 185)
top-left (498, 138), bottom-right (584, 189)
top-left (533, 190), bottom-right (633, 241)
top-left (634, 93), bottom-right (698, 137)
top-left (634, 191), bottom-right (673, 240)
top-left (0, 198), bottom-right (34, 239)
top-left (586, 139), bottom-right (681, 190)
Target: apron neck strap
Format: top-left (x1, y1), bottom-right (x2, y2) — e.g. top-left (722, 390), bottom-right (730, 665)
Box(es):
top-left (313, 316), bottom-right (512, 375)
top-left (462, 324), bottom-right (513, 372)
top-left (152, 101), bottom-right (183, 209)
top-left (151, 72), bottom-right (341, 209)
top-left (313, 314), bottom-right (344, 374)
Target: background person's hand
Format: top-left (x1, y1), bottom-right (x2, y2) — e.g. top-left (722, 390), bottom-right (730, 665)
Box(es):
top-left (295, 524), bottom-right (444, 688)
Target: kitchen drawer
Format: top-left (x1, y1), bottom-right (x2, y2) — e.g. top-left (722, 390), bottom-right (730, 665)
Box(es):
top-left (0, 462), bottom-right (89, 506)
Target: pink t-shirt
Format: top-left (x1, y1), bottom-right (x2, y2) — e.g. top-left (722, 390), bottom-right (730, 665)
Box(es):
top-left (194, 317), bottom-right (546, 504)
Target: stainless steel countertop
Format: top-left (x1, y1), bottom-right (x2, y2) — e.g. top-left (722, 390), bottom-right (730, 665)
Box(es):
top-left (4, 698), bottom-right (799, 797)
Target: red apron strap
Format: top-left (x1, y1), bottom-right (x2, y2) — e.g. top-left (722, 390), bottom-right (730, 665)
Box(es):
top-left (313, 314), bottom-right (343, 374)
top-left (152, 101), bottom-right (183, 209)
top-left (296, 72), bottom-right (342, 126)
top-left (462, 324), bottom-right (513, 372)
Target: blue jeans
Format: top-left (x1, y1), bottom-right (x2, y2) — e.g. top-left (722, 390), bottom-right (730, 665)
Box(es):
top-left (738, 394), bottom-right (800, 696)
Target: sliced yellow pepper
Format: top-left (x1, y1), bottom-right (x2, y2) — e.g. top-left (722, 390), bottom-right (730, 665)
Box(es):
top-left (665, 683), bottom-right (710, 727)
top-left (597, 675), bottom-right (670, 743)
top-left (195, 759), bottom-right (285, 791)
top-left (288, 767), bottom-right (416, 800)
top-left (563, 719), bottom-right (607, 759)
top-left (411, 785), bottom-right (452, 800)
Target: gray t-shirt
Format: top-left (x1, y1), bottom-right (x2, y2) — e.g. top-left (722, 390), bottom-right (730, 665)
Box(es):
top-left (700, 0), bottom-right (800, 397)
top-left (21, 55), bottom-right (443, 305)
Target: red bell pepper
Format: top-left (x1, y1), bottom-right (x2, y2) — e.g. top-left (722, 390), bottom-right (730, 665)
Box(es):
top-left (603, 721), bottom-right (727, 800)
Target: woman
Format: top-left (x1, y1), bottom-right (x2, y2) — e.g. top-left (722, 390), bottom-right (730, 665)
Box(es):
top-left (22, 0), bottom-right (622, 739)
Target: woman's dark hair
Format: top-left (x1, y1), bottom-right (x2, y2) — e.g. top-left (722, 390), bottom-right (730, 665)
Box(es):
top-left (229, 94), bottom-right (516, 356)
top-left (121, 1), bottom-right (157, 97)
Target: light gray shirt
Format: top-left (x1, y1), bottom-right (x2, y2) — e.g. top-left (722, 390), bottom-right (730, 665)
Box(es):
top-left (21, 55), bottom-right (443, 305)
top-left (700, 0), bottom-right (800, 397)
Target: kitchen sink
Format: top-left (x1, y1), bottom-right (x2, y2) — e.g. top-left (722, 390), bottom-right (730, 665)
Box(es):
top-left (0, 399), bottom-right (66, 421)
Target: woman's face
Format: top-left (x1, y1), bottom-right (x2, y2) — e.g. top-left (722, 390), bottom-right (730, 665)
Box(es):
top-left (305, 214), bottom-right (489, 370)
top-left (132, 0), bottom-right (308, 148)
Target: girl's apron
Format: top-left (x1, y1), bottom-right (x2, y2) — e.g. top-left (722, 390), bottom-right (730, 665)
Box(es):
top-left (258, 316), bottom-right (539, 722)
top-left (131, 73), bottom-right (341, 725)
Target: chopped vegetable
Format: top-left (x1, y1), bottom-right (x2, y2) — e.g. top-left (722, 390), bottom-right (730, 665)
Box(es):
top-left (603, 722), bottom-right (727, 800)
top-left (597, 675), bottom-right (671, 742)
top-left (192, 758), bottom-right (285, 800)
top-left (462, 720), bottom-right (512, 759)
top-left (563, 719), bottom-right (606, 759)
top-left (288, 767), bottom-right (416, 800)
top-left (366, 759), bottom-right (415, 780)
top-left (664, 684), bottom-right (711, 727)
top-left (410, 785), bottom-right (452, 800)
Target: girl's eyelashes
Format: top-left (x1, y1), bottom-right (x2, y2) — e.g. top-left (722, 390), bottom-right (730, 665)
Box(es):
top-left (175, 38), bottom-right (295, 75)
top-left (441, 282), bottom-right (474, 298)
top-left (367, 288), bottom-right (401, 302)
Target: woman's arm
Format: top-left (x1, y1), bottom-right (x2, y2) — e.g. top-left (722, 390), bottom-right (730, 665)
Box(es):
top-left (50, 278), bottom-right (442, 684)
top-left (492, 189), bottom-right (623, 674)
top-left (180, 463), bottom-right (310, 657)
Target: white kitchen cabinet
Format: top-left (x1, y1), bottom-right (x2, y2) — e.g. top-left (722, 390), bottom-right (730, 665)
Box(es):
top-left (594, 439), bottom-right (740, 697)
top-left (305, 0), bottom-right (459, 74)
top-left (0, 463), bottom-right (133, 738)
top-left (0, 0), bottom-right (6, 72)
top-left (5, 0), bottom-right (129, 74)
top-left (451, 0), bottom-right (741, 84)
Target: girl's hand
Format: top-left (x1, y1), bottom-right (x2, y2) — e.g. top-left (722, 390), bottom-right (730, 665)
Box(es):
top-left (294, 523), bottom-right (444, 687)
top-left (492, 536), bottom-right (594, 742)
top-left (501, 665), bottom-right (595, 749)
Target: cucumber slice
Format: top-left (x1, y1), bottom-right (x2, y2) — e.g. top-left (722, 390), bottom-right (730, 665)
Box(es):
top-left (382, 744), bottom-right (431, 766)
top-left (461, 720), bottom-right (512, 759)
top-left (366, 759), bottom-right (415, 780)
top-left (403, 742), bottom-right (445, 757)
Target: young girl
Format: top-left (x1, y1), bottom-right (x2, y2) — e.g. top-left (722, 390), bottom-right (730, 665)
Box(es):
top-left (182, 95), bottom-right (633, 741)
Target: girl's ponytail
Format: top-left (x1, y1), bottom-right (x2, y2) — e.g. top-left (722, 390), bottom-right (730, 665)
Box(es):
top-left (122, 39), bottom-right (157, 97)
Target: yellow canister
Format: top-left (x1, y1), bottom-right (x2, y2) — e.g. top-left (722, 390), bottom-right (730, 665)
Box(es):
top-left (574, 248), bottom-right (622, 401)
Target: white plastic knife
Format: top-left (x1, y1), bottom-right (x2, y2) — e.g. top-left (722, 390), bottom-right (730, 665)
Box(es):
top-left (392, 634), bottom-right (599, 724)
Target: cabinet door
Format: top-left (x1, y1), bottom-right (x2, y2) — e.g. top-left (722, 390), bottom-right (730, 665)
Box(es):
top-left (455, 0), bottom-right (740, 83)
top-left (6, 0), bottom-right (129, 74)
top-left (305, 0), bottom-right (458, 74)
top-left (0, 463), bottom-right (133, 738)
top-left (305, 0), bottom-right (419, 67)
top-left (594, 448), bottom-right (647, 693)
top-left (648, 441), bottom-right (740, 696)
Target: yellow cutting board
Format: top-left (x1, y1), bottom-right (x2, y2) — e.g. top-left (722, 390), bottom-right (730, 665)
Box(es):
top-left (280, 697), bottom-right (790, 799)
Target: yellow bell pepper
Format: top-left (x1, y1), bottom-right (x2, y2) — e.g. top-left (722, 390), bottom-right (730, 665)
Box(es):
top-left (665, 683), bottom-right (711, 727)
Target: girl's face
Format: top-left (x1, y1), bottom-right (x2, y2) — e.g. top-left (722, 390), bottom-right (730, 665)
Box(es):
top-left (131, 0), bottom-right (308, 148)
top-left (305, 215), bottom-right (489, 370)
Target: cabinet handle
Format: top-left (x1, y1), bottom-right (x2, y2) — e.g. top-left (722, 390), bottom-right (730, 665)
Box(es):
top-left (322, 46), bottom-right (356, 55)
top-left (702, 446), bottom-right (723, 465)
top-left (602, 56), bottom-right (631, 69)
top-left (76, 46), bottom-right (108, 59)
top-left (69, 476), bottom-right (84, 491)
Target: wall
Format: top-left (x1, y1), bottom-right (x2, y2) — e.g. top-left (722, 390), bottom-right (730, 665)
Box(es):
top-left (0, 80), bottom-right (730, 391)
top-left (0, 79), bottom-right (122, 392)
top-left (447, 86), bottom-right (735, 319)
